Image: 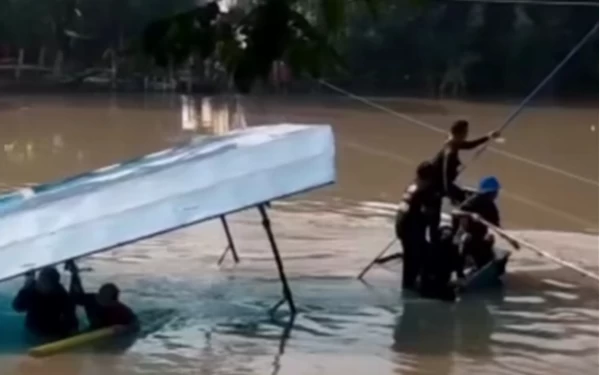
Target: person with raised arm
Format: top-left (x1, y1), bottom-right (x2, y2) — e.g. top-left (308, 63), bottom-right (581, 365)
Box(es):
top-left (429, 120), bottom-right (500, 244)
top-left (13, 267), bottom-right (79, 340)
top-left (66, 261), bottom-right (138, 332)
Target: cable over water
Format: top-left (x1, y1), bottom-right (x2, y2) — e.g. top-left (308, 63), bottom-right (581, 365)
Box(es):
top-left (319, 80), bottom-right (599, 187)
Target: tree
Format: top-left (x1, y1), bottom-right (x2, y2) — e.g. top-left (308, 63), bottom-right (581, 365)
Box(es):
top-left (326, 0), bottom-right (597, 98)
top-left (142, 0), bottom-right (380, 93)
top-left (0, 0), bottom-right (595, 98)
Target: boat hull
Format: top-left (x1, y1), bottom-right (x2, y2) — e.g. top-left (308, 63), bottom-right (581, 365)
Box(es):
top-left (462, 247), bottom-right (510, 292)
top-left (0, 124), bottom-right (336, 282)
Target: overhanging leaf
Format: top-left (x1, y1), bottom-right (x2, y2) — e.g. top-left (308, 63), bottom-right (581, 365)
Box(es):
top-left (319, 0), bottom-right (345, 34)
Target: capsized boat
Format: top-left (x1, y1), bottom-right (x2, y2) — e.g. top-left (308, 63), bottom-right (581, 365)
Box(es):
top-left (0, 123), bottom-right (336, 314)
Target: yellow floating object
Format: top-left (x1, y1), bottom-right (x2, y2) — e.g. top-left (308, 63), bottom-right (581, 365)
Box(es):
top-left (28, 325), bottom-right (126, 358)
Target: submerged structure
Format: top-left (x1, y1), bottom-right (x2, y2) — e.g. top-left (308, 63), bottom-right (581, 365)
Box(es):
top-left (0, 124), bottom-right (336, 314)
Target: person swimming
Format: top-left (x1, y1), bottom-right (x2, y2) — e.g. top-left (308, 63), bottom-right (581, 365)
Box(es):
top-left (67, 262), bottom-right (138, 331)
top-left (12, 267), bottom-right (79, 339)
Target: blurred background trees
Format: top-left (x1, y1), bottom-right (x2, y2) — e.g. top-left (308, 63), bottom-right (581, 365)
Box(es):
top-left (0, 0), bottom-right (596, 97)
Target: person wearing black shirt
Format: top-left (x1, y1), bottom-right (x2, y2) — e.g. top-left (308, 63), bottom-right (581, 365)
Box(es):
top-left (429, 120), bottom-right (500, 244)
top-left (419, 225), bottom-right (460, 301)
top-left (12, 267), bottom-right (79, 340)
top-left (395, 161), bottom-right (440, 290)
top-left (67, 262), bottom-right (138, 332)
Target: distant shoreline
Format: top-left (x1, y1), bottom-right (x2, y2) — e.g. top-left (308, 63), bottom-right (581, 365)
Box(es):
top-left (334, 95), bottom-right (600, 110)
top-left (0, 83), bottom-right (597, 110)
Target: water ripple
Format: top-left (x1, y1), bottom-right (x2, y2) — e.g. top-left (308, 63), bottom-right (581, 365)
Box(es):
top-left (0, 200), bottom-right (596, 375)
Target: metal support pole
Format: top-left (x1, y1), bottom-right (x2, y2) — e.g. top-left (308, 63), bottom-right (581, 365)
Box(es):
top-left (270, 314), bottom-right (296, 375)
top-left (217, 216), bottom-right (240, 265)
top-left (258, 204), bottom-right (296, 315)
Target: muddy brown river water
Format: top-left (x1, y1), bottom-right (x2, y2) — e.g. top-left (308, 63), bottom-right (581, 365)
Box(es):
top-left (0, 93), bottom-right (597, 375)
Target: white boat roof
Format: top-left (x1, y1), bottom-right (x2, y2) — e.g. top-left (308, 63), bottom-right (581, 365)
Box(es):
top-left (0, 123), bottom-right (336, 282)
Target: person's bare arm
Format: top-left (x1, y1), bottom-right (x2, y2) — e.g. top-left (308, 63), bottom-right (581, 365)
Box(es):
top-left (454, 136), bottom-right (490, 150)
top-left (453, 130), bottom-right (500, 150)
top-left (66, 261), bottom-right (85, 298)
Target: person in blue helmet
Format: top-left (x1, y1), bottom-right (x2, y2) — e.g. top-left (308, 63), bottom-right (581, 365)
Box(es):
top-left (454, 176), bottom-right (502, 270)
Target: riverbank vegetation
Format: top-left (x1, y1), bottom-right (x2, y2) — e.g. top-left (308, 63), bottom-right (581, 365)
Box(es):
top-left (0, 0), bottom-right (596, 98)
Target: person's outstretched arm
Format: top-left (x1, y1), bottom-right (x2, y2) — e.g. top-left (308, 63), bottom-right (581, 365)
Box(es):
top-left (67, 261), bottom-right (86, 302)
top-left (453, 136), bottom-right (490, 150)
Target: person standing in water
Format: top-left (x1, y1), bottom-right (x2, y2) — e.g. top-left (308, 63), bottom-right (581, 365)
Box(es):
top-left (454, 176), bottom-right (518, 270)
top-left (394, 161), bottom-right (440, 290)
top-left (419, 225), bottom-right (461, 301)
top-left (67, 262), bottom-right (138, 331)
top-left (429, 120), bottom-right (500, 243)
top-left (13, 267), bottom-right (79, 340)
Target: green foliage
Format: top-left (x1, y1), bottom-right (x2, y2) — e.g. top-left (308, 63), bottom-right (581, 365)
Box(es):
top-left (332, 0), bottom-right (598, 97)
top-left (0, 0), bottom-right (596, 97)
top-left (141, 0), bottom-right (377, 92)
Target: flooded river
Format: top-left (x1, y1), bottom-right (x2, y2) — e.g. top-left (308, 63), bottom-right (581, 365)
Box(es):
top-left (0, 93), bottom-right (597, 374)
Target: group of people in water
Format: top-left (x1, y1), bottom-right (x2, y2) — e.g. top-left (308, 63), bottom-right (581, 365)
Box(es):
top-left (394, 119), bottom-right (508, 300)
top-left (11, 119), bottom-right (504, 338)
top-left (13, 261), bottom-right (137, 341)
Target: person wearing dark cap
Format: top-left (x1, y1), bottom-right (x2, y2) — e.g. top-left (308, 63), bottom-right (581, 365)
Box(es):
top-left (394, 161), bottom-right (440, 290)
top-left (12, 267), bottom-right (79, 339)
top-left (429, 120), bottom-right (500, 244)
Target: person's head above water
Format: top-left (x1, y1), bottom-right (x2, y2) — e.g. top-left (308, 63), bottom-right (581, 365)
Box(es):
top-left (415, 160), bottom-right (435, 183)
top-left (97, 283), bottom-right (120, 307)
top-left (36, 267), bottom-right (61, 294)
top-left (479, 176), bottom-right (501, 199)
top-left (450, 120), bottom-right (469, 141)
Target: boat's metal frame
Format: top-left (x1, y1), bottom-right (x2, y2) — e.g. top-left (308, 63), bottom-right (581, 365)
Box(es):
top-left (62, 201), bottom-right (297, 316)
top-left (215, 201), bottom-right (295, 314)
top-left (217, 215), bottom-right (240, 265)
